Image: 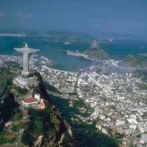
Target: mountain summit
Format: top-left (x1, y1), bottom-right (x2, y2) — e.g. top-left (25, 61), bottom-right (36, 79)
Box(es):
top-left (84, 39), bottom-right (109, 60)
top-left (90, 39), bottom-right (99, 49)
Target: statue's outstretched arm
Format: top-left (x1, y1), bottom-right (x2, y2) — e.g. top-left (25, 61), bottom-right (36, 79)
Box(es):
top-left (29, 49), bottom-right (40, 53)
top-left (14, 48), bottom-right (24, 52)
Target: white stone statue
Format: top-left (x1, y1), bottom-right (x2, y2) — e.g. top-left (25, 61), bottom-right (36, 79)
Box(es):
top-left (14, 43), bottom-right (39, 76)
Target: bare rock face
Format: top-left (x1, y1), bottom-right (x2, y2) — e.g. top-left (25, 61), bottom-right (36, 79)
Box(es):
top-left (84, 49), bottom-right (109, 60)
top-left (90, 39), bottom-right (99, 49)
top-left (84, 39), bottom-right (109, 60)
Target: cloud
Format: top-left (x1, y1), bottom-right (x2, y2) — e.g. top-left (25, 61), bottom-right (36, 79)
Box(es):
top-left (16, 12), bottom-right (33, 19)
top-left (88, 19), bottom-right (147, 33)
top-left (23, 14), bottom-right (33, 18)
top-left (0, 13), bottom-right (5, 17)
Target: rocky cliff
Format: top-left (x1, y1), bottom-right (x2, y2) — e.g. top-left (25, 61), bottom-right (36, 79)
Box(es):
top-left (90, 39), bottom-right (100, 49)
top-left (84, 39), bottom-right (109, 60)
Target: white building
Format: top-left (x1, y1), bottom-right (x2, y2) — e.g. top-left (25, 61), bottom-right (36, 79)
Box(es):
top-left (22, 94), bottom-right (40, 107)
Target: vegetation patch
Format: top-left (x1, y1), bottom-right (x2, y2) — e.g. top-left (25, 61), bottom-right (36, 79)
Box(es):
top-left (12, 111), bottom-right (23, 122)
top-left (0, 130), bottom-right (15, 145)
top-left (11, 122), bottom-right (29, 132)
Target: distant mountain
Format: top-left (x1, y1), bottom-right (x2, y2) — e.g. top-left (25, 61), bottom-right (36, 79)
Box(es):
top-left (83, 39), bottom-right (109, 60)
top-left (119, 54), bottom-right (147, 68)
top-left (43, 31), bottom-right (94, 43)
top-left (0, 30), bottom-right (94, 43)
top-left (90, 39), bottom-right (100, 49)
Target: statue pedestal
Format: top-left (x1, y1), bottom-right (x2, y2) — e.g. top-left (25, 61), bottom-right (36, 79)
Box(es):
top-left (13, 44), bottom-right (40, 88)
top-left (13, 75), bottom-right (38, 88)
top-left (22, 71), bottom-right (30, 76)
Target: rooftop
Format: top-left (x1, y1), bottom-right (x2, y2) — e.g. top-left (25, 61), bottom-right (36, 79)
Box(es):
top-left (22, 97), bottom-right (39, 103)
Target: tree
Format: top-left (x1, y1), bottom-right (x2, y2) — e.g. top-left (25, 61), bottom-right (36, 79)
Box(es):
top-left (34, 119), bottom-right (43, 135)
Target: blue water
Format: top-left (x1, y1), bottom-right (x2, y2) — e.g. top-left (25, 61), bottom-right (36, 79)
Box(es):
top-left (101, 39), bottom-right (147, 60)
top-left (0, 37), bottom-right (147, 71)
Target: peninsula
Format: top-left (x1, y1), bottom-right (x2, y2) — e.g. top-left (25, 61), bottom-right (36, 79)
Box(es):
top-left (67, 39), bottom-right (109, 61)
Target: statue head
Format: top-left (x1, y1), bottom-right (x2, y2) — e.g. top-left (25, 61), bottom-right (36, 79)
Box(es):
top-left (25, 43), bottom-right (28, 48)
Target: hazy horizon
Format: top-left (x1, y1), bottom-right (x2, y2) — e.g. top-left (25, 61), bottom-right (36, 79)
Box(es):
top-left (0, 0), bottom-right (147, 39)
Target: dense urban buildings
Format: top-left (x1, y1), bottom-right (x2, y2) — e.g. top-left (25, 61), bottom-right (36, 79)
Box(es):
top-left (1, 44), bottom-right (147, 146)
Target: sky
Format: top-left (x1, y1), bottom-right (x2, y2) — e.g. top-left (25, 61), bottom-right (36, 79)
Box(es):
top-left (0, 0), bottom-right (147, 38)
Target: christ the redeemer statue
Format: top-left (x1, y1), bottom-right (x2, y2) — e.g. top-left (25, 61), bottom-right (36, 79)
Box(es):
top-left (14, 43), bottom-right (40, 76)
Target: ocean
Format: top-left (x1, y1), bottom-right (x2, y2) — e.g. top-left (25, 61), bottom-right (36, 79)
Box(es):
top-left (0, 36), bottom-right (147, 71)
